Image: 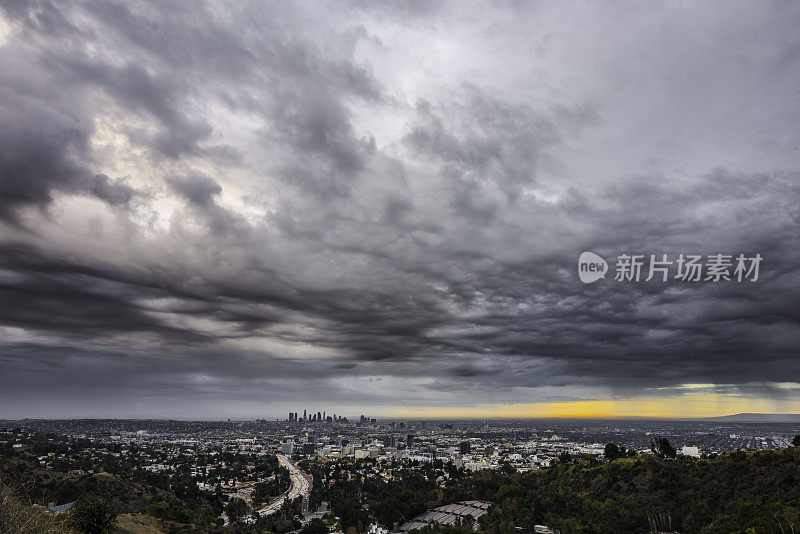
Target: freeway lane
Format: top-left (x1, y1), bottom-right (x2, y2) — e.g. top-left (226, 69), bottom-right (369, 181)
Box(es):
top-left (258, 454), bottom-right (311, 516)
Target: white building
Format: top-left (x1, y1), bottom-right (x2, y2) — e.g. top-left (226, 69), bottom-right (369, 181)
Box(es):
top-left (368, 524), bottom-right (389, 534)
top-left (680, 445), bottom-right (701, 458)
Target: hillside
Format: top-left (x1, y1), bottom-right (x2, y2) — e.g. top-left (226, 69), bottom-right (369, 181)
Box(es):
top-left (0, 454), bottom-right (211, 525)
top-left (466, 447), bottom-right (800, 533)
top-left (3, 446), bottom-right (800, 533)
top-left (0, 482), bottom-right (77, 534)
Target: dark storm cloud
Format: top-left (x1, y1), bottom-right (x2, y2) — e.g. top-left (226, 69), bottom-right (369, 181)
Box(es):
top-left (0, 43), bottom-right (140, 222)
top-left (0, 242), bottom-right (210, 341)
top-left (403, 90), bottom-right (567, 204)
top-left (168, 173), bottom-right (222, 207)
top-left (56, 56), bottom-right (215, 158)
top-left (0, 0), bottom-right (799, 417)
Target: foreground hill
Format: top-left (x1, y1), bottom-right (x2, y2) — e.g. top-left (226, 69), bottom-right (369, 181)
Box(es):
top-left (0, 452), bottom-right (300, 533)
top-left (0, 453), bottom-right (212, 525)
top-left (3, 446), bottom-right (800, 533)
top-left (464, 447), bottom-right (800, 533)
top-left (0, 482), bottom-right (76, 534)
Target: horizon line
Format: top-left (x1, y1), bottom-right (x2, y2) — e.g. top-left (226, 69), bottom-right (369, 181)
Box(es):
top-left (2, 412), bottom-right (799, 423)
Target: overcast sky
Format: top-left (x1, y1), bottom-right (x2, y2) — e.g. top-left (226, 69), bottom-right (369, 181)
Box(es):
top-left (0, 0), bottom-right (798, 419)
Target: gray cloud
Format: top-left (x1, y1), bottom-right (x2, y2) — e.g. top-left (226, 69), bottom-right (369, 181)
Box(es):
top-left (0, 41), bottom-right (140, 222)
top-left (0, 0), bottom-right (798, 418)
top-left (168, 173), bottom-right (223, 207)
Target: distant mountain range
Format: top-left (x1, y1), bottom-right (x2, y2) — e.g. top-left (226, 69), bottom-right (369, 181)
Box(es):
top-left (694, 413), bottom-right (800, 423)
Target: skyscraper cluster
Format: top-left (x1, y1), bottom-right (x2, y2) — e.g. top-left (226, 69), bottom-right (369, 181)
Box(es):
top-left (288, 410), bottom-right (346, 423)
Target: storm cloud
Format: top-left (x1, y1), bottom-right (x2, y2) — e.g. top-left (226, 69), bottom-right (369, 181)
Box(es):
top-left (0, 0), bottom-right (798, 418)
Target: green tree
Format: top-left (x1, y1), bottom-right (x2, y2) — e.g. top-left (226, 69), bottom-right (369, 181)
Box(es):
top-left (604, 442), bottom-right (623, 460)
top-left (70, 496), bottom-right (117, 534)
top-left (225, 497), bottom-right (249, 524)
top-left (792, 435), bottom-right (800, 447)
top-left (500, 461), bottom-right (514, 475)
top-left (301, 517), bottom-right (328, 534)
top-left (650, 436), bottom-right (676, 458)
top-left (252, 482), bottom-right (272, 505)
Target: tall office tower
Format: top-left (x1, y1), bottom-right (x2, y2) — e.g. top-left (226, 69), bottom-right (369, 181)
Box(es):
top-left (288, 412), bottom-right (292, 421)
top-left (323, 411), bottom-right (326, 421)
top-left (407, 434), bottom-right (414, 448)
top-left (360, 415), bottom-right (366, 422)
top-left (460, 441), bottom-right (471, 454)
top-left (318, 411), bottom-right (322, 422)
top-left (303, 409), bottom-right (307, 421)
top-left (333, 414), bottom-right (336, 421)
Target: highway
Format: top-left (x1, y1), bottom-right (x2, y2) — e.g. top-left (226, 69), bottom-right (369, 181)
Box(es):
top-left (258, 454), bottom-right (311, 517)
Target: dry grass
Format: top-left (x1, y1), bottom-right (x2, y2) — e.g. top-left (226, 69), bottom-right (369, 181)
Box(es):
top-left (116, 513), bottom-right (167, 534)
top-left (0, 482), bottom-right (77, 534)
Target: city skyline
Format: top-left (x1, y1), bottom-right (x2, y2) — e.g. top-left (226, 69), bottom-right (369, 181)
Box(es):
top-left (1, 1), bottom-right (799, 420)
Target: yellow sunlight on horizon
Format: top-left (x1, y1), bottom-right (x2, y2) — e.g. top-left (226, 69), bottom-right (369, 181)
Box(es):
top-left (390, 391), bottom-right (800, 419)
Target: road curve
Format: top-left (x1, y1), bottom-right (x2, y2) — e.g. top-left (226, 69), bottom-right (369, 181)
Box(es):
top-left (257, 454), bottom-right (310, 516)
